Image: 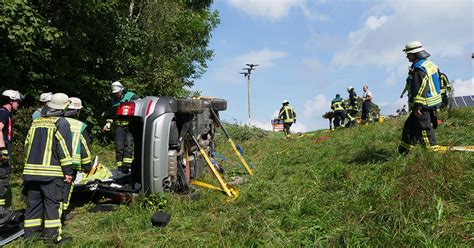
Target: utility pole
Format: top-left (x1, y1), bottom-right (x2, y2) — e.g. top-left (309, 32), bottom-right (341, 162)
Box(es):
top-left (240, 64), bottom-right (258, 125)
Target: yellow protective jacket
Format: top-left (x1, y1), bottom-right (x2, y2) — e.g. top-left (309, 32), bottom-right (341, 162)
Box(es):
top-left (23, 117), bottom-right (73, 181)
top-left (279, 105), bottom-right (296, 123)
top-left (65, 118), bottom-right (93, 172)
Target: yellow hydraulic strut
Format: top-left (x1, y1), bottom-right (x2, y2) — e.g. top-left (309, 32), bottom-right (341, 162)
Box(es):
top-left (188, 130), bottom-right (239, 199)
top-left (209, 108), bottom-right (254, 175)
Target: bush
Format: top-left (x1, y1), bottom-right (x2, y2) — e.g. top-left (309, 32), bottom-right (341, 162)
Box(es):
top-left (218, 123), bottom-right (268, 143)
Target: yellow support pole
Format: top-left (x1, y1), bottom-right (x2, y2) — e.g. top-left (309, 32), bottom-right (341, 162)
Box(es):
top-left (228, 139), bottom-right (254, 175)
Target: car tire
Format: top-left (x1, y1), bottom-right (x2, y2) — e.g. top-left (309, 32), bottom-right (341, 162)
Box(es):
top-left (209, 98), bottom-right (227, 111)
top-left (176, 99), bottom-right (205, 114)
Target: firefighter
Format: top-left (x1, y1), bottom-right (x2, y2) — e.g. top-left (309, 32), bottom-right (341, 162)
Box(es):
top-left (398, 41), bottom-right (442, 154)
top-left (63, 97), bottom-right (92, 215)
top-left (103, 81), bottom-right (139, 173)
top-left (0, 90), bottom-right (23, 224)
top-left (345, 86), bottom-right (359, 127)
top-left (361, 84), bottom-right (373, 123)
top-left (32, 92), bottom-right (53, 120)
top-left (23, 93), bottom-right (74, 243)
top-left (331, 94), bottom-right (345, 129)
top-left (278, 100), bottom-right (296, 137)
top-left (438, 68), bottom-right (452, 110)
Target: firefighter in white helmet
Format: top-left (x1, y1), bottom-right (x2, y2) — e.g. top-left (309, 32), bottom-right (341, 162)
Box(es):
top-left (278, 100), bottom-right (296, 138)
top-left (23, 93), bottom-right (74, 243)
top-left (32, 92), bottom-right (53, 120)
top-left (399, 41), bottom-right (442, 154)
top-left (345, 86), bottom-right (359, 127)
top-left (0, 90), bottom-right (23, 224)
top-left (62, 97), bottom-right (93, 217)
top-left (103, 81), bottom-right (139, 173)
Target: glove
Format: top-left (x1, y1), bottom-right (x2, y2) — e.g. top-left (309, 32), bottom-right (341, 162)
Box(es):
top-left (102, 120), bottom-right (112, 132)
top-left (294, 119), bottom-right (296, 123)
top-left (0, 147), bottom-right (8, 161)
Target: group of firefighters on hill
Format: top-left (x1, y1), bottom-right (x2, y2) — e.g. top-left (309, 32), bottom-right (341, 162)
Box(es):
top-left (0, 81), bottom-right (137, 243)
top-left (277, 41), bottom-right (453, 156)
top-left (329, 84), bottom-right (375, 129)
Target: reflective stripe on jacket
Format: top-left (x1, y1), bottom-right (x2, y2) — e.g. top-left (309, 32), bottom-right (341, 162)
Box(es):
top-left (439, 72), bottom-right (451, 94)
top-left (65, 118), bottom-right (92, 171)
top-left (410, 59), bottom-right (442, 109)
top-left (279, 106), bottom-right (295, 123)
top-left (23, 117), bottom-right (73, 181)
top-left (331, 100), bottom-right (344, 111)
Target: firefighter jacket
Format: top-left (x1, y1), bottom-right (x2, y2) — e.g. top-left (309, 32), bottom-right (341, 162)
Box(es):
top-left (331, 97), bottom-right (344, 111)
top-left (347, 91), bottom-right (358, 110)
top-left (438, 71), bottom-right (451, 94)
top-left (408, 59), bottom-right (442, 110)
top-left (279, 105), bottom-right (296, 123)
top-left (23, 117), bottom-right (73, 182)
top-left (65, 118), bottom-right (93, 172)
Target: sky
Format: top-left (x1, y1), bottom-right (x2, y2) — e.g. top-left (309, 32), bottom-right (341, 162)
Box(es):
top-left (192, 0), bottom-right (474, 132)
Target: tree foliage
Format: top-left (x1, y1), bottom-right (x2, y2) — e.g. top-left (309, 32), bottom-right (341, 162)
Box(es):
top-left (0, 0), bottom-right (219, 169)
top-left (0, 0), bottom-right (219, 140)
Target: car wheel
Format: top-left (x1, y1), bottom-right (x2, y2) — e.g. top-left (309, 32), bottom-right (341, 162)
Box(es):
top-left (208, 98), bottom-right (227, 111)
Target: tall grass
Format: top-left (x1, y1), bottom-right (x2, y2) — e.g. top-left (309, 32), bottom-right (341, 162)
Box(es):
top-left (7, 108), bottom-right (473, 247)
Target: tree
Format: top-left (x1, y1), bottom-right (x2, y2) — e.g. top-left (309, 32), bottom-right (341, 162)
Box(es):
top-left (0, 0), bottom-right (220, 167)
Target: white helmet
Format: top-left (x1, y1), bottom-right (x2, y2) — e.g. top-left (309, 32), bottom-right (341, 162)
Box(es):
top-left (403, 41), bottom-right (424, 54)
top-left (347, 86), bottom-right (354, 92)
top-left (39, 92), bottom-right (53, 102)
top-left (282, 100), bottom-right (289, 104)
top-left (47, 93), bottom-right (70, 110)
top-left (111, 81), bottom-right (124, 93)
top-left (68, 97), bottom-right (83, 110)
top-left (2, 90), bottom-right (23, 101)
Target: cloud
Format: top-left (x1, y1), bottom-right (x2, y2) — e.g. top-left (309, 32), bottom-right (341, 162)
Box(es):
top-left (378, 97), bottom-right (408, 116)
top-left (348, 15), bottom-right (388, 45)
top-left (452, 78), bottom-right (474, 96)
top-left (291, 122), bottom-right (308, 132)
top-left (235, 49), bottom-right (288, 69)
top-left (302, 58), bottom-right (325, 71)
top-left (213, 48), bottom-right (288, 83)
top-left (303, 94), bottom-right (331, 118)
top-left (251, 120), bottom-right (273, 131)
top-left (227, 0), bottom-right (304, 20)
top-left (332, 1), bottom-right (472, 67)
top-left (227, 0), bottom-right (328, 21)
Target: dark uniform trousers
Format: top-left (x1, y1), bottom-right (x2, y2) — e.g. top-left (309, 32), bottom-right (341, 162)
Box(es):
top-left (333, 110), bottom-right (344, 128)
top-left (24, 178), bottom-right (64, 241)
top-left (0, 142), bottom-right (12, 208)
top-left (283, 123), bottom-right (292, 135)
top-left (398, 109), bottom-right (437, 154)
top-left (361, 101), bottom-right (372, 122)
top-left (115, 125), bottom-right (134, 168)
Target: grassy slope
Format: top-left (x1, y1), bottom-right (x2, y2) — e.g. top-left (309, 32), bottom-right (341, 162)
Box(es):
top-left (8, 108), bottom-right (473, 247)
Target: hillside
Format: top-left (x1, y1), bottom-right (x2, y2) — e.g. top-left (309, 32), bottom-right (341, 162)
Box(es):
top-left (9, 107), bottom-right (473, 247)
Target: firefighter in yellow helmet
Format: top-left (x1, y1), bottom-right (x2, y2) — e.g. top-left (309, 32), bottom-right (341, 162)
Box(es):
top-left (62, 97), bottom-right (93, 217)
top-left (23, 93), bottom-right (74, 243)
top-left (278, 100), bottom-right (296, 137)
